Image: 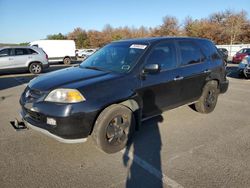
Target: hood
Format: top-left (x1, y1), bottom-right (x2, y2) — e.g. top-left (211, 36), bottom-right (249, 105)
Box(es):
top-left (29, 67), bottom-right (113, 91)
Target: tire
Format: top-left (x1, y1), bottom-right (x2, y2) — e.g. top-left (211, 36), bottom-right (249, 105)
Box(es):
top-left (63, 57), bottom-right (71, 65)
top-left (243, 68), bottom-right (250, 79)
top-left (238, 71), bottom-right (244, 78)
top-left (224, 60), bottom-right (227, 67)
top-left (92, 104), bottom-right (135, 154)
top-left (193, 80), bottom-right (219, 114)
top-left (29, 62), bottom-right (42, 74)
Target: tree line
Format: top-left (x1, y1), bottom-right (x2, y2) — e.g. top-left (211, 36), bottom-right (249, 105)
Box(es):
top-left (46, 9), bottom-right (250, 49)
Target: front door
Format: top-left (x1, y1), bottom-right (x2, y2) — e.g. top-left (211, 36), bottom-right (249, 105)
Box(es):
top-left (139, 41), bottom-right (183, 118)
top-left (0, 48), bottom-right (15, 69)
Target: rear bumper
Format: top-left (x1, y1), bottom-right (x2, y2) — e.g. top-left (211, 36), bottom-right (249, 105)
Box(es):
top-left (220, 79), bottom-right (229, 94)
top-left (232, 57), bottom-right (242, 63)
top-left (42, 63), bottom-right (49, 70)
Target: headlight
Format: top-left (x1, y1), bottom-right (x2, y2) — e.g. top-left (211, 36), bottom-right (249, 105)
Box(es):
top-left (45, 89), bottom-right (86, 103)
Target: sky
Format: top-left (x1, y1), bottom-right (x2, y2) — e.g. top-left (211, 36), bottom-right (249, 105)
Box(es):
top-left (0, 0), bottom-right (249, 43)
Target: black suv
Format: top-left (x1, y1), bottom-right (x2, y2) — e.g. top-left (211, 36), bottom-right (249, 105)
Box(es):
top-left (20, 37), bottom-right (228, 153)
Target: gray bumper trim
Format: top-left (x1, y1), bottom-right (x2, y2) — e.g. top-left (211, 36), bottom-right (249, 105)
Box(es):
top-left (20, 113), bottom-right (87, 144)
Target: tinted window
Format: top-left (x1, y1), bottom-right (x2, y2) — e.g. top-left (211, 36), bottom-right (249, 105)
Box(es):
top-left (178, 41), bottom-right (204, 65)
top-left (245, 49), bottom-right (250, 54)
top-left (28, 49), bottom-right (38, 54)
top-left (196, 40), bottom-right (220, 61)
top-left (0, 49), bottom-right (12, 57)
top-left (145, 42), bottom-right (177, 70)
top-left (238, 49), bottom-right (250, 54)
top-left (14, 48), bottom-right (30, 56)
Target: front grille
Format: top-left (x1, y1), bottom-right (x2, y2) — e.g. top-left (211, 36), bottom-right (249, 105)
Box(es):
top-left (24, 87), bottom-right (45, 102)
top-left (23, 107), bottom-right (46, 124)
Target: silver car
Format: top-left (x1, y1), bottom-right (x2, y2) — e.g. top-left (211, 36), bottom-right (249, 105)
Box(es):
top-left (0, 46), bottom-right (49, 74)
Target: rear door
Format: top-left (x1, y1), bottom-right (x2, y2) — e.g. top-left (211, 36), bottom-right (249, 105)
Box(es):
top-left (139, 41), bottom-right (183, 117)
top-left (0, 48), bottom-right (15, 69)
top-left (176, 40), bottom-right (209, 103)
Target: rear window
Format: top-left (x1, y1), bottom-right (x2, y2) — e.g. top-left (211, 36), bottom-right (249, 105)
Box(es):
top-left (178, 41), bottom-right (205, 66)
top-left (14, 48), bottom-right (30, 56)
top-left (196, 40), bottom-right (221, 61)
top-left (28, 49), bottom-right (38, 54)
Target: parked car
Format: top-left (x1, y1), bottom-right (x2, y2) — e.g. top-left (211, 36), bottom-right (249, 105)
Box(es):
top-left (30, 40), bottom-right (76, 64)
top-left (238, 55), bottom-right (250, 78)
top-left (19, 37), bottom-right (228, 153)
top-left (218, 48), bottom-right (228, 66)
top-left (232, 48), bottom-right (250, 63)
top-left (76, 49), bottom-right (97, 59)
top-left (0, 46), bottom-right (49, 74)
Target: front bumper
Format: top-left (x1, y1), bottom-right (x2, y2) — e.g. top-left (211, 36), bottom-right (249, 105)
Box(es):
top-left (21, 112), bottom-right (87, 143)
top-left (20, 89), bottom-right (99, 141)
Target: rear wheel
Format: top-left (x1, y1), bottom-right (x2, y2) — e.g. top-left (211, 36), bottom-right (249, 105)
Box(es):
top-left (63, 57), bottom-right (71, 65)
top-left (29, 62), bottom-right (42, 74)
top-left (92, 104), bottom-right (135, 153)
top-left (193, 80), bottom-right (219, 113)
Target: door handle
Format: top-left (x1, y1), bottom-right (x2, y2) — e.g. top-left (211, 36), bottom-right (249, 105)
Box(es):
top-left (9, 58), bottom-right (13, 60)
top-left (174, 76), bottom-right (184, 81)
top-left (204, 70), bottom-right (211, 73)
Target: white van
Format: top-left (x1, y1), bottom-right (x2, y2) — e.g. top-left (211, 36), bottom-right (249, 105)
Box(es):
top-left (30, 40), bottom-right (76, 64)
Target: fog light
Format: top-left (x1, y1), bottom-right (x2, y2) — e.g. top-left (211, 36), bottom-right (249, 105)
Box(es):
top-left (47, 118), bottom-right (56, 126)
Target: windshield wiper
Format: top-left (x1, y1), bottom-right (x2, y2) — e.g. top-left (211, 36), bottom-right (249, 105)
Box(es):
top-left (83, 66), bottom-right (111, 73)
top-left (84, 66), bottom-right (104, 71)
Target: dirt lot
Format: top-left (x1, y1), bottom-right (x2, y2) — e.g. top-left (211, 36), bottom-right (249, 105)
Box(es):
top-left (0, 63), bottom-right (250, 188)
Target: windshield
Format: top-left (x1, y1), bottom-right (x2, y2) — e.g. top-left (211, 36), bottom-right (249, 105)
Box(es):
top-left (80, 42), bottom-right (148, 73)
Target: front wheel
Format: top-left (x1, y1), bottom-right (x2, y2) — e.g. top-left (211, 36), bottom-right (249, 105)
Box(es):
top-left (92, 104), bottom-right (135, 154)
top-left (29, 62), bottom-right (42, 74)
top-left (243, 68), bottom-right (250, 79)
top-left (193, 80), bottom-right (219, 114)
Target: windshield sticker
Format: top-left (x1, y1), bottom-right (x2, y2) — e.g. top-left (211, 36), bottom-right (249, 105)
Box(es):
top-left (130, 44), bottom-right (147, 49)
top-left (121, 65), bottom-right (130, 70)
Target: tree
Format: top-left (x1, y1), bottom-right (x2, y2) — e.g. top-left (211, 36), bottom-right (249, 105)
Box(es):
top-left (67, 28), bottom-right (88, 48)
top-left (209, 10), bottom-right (248, 44)
top-left (46, 33), bottom-right (66, 40)
top-left (224, 10), bottom-right (247, 45)
top-left (154, 16), bottom-right (180, 36)
top-left (45, 9), bottom-right (250, 48)
top-left (19, 42), bottom-right (29, 46)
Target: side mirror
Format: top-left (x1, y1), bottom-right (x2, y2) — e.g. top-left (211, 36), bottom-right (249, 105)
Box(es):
top-left (143, 64), bottom-right (160, 74)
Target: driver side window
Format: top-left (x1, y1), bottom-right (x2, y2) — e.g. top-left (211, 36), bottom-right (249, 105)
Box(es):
top-left (0, 49), bottom-right (12, 57)
top-left (145, 42), bottom-right (177, 71)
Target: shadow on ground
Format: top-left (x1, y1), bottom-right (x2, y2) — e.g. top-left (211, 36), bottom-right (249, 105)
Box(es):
top-left (0, 75), bottom-right (36, 90)
top-left (123, 115), bottom-right (164, 188)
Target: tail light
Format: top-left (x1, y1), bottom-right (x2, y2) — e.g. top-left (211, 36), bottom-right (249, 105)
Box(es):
top-left (45, 53), bottom-right (48, 61)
